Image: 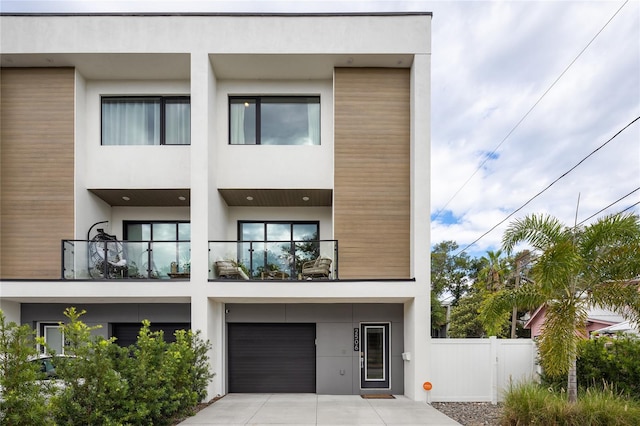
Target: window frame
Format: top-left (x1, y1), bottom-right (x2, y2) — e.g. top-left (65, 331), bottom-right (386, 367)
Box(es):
top-left (237, 220), bottom-right (320, 278)
top-left (123, 220), bottom-right (191, 278)
top-left (39, 323), bottom-right (64, 355)
top-left (101, 95), bottom-right (191, 146)
top-left (123, 220), bottom-right (191, 241)
top-left (228, 95), bottom-right (321, 145)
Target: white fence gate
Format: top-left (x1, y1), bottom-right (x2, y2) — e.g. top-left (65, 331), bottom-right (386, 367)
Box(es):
top-left (429, 337), bottom-right (537, 403)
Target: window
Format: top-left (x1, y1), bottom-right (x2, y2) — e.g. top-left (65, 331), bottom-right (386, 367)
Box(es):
top-left (40, 323), bottom-right (64, 354)
top-left (229, 96), bottom-right (320, 145)
top-left (124, 221), bottom-right (190, 278)
top-left (238, 221), bottom-right (319, 278)
top-left (102, 96), bottom-right (190, 145)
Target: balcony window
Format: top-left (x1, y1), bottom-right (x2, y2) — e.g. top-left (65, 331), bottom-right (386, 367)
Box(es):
top-left (229, 96), bottom-right (320, 145)
top-left (238, 221), bottom-right (319, 278)
top-left (102, 96), bottom-right (190, 145)
top-left (124, 221), bottom-right (190, 278)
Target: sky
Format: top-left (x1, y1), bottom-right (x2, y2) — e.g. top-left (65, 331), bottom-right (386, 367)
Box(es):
top-left (2, 0), bottom-right (639, 260)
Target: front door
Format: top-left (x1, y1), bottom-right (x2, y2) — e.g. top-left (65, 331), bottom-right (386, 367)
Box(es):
top-left (360, 323), bottom-right (390, 389)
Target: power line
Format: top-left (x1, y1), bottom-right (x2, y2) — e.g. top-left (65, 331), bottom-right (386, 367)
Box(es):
top-left (453, 115), bottom-right (640, 257)
top-left (432, 0), bottom-right (630, 222)
top-left (618, 200), bottom-right (640, 215)
top-left (467, 198), bottom-right (640, 281)
top-left (577, 187), bottom-right (640, 226)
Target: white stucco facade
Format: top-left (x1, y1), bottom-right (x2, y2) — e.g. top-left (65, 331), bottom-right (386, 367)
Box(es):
top-left (1, 11), bottom-right (431, 400)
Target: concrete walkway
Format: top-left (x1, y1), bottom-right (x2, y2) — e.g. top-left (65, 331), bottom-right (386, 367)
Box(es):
top-left (178, 394), bottom-right (461, 425)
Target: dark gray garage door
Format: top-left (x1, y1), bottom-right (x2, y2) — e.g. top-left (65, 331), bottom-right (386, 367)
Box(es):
top-left (112, 323), bottom-right (190, 347)
top-left (228, 323), bottom-right (316, 393)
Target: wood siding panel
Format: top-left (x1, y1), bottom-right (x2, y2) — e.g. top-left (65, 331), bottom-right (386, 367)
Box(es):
top-left (334, 68), bottom-right (410, 279)
top-left (1, 68), bottom-right (75, 279)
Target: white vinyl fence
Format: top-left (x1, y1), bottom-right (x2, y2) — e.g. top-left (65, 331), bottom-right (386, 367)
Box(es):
top-left (429, 337), bottom-right (537, 403)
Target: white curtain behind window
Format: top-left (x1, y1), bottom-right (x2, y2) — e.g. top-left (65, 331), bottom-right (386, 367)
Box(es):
top-left (102, 100), bottom-right (160, 145)
top-left (165, 102), bottom-right (191, 145)
top-left (230, 103), bottom-right (245, 144)
top-left (307, 103), bottom-right (320, 145)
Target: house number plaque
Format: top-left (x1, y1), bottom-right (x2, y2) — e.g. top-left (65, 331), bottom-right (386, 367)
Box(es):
top-left (353, 328), bottom-right (359, 351)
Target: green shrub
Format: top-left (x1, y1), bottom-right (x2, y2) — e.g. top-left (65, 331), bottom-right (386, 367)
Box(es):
top-left (501, 381), bottom-right (640, 426)
top-left (118, 322), bottom-right (214, 425)
top-left (165, 329), bottom-right (214, 418)
top-left (1, 308), bottom-right (213, 426)
top-left (51, 308), bottom-right (129, 425)
top-left (578, 335), bottom-right (640, 398)
top-left (541, 335), bottom-right (640, 399)
top-left (0, 311), bottom-right (53, 426)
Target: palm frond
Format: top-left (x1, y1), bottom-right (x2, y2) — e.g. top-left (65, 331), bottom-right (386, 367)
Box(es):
top-left (502, 214), bottom-right (568, 254)
top-left (580, 213), bottom-right (640, 265)
top-left (537, 301), bottom-right (586, 377)
top-left (479, 285), bottom-right (545, 336)
top-left (532, 240), bottom-right (581, 295)
top-left (589, 278), bottom-right (640, 324)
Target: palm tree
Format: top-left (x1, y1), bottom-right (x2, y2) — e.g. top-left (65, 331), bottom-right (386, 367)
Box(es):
top-left (479, 250), bottom-right (505, 292)
top-left (480, 212), bottom-right (640, 403)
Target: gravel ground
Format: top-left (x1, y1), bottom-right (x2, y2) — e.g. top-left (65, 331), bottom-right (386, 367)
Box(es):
top-left (432, 402), bottom-right (503, 426)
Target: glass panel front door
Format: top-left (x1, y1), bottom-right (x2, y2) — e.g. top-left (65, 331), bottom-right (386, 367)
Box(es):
top-left (360, 323), bottom-right (390, 389)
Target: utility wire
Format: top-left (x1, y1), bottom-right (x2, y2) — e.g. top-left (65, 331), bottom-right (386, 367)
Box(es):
top-left (577, 187), bottom-right (640, 226)
top-left (432, 0), bottom-right (630, 223)
top-left (618, 200), bottom-right (640, 215)
top-left (471, 197), bottom-right (640, 282)
top-left (454, 115), bottom-right (640, 257)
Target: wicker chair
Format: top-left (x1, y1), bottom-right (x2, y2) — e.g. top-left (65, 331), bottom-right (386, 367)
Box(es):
top-left (301, 257), bottom-right (332, 279)
top-left (214, 260), bottom-right (249, 280)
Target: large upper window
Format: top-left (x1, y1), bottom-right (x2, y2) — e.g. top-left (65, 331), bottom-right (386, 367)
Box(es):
top-left (102, 96), bottom-right (190, 145)
top-left (229, 96), bottom-right (320, 145)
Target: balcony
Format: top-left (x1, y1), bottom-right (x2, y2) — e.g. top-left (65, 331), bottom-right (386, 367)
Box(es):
top-left (62, 240), bottom-right (191, 280)
top-left (210, 240), bottom-right (338, 281)
top-left (61, 239), bottom-right (338, 281)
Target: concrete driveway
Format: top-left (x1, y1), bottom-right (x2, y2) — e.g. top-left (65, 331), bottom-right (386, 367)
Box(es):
top-left (178, 393), bottom-right (461, 425)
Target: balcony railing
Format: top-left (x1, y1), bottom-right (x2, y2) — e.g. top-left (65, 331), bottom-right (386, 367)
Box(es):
top-left (62, 240), bottom-right (190, 280)
top-left (61, 239), bottom-right (338, 281)
top-left (209, 240), bottom-right (338, 280)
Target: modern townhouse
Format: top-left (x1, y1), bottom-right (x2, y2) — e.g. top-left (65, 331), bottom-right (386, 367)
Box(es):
top-left (0, 9), bottom-right (432, 400)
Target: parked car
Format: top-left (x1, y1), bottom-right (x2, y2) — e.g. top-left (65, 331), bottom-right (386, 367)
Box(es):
top-left (31, 354), bottom-right (59, 379)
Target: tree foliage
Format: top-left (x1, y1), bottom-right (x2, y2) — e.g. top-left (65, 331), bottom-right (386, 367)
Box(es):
top-left (0, 312), bottom-right (52, 426)
top-left (431, 241), bottom-right (482, 334)
top-left (447, 290), bottom-right (488, 338)
top-left (480, 212), bottom-right (640, 403)
top-left (543, 335), bottom-right (640, 399)
top-left (0, 308), bottom-right (214, 425)
top-left (431, 241), bottom-right (480, 304)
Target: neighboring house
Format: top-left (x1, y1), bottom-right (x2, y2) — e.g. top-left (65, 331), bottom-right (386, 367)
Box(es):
top-left (592, 320), bottom-right (639, 336)
top-left (0, 8), bottom-right (432, 399)
top-left (525, 305), bottom-right (626, 339)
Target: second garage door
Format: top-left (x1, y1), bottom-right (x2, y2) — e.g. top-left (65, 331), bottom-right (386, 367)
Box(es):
top-left (228, 323), bottom-right (316, 393)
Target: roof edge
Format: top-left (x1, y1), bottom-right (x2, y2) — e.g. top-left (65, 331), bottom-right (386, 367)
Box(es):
top-left (0, 12), bottom-right (432, 18)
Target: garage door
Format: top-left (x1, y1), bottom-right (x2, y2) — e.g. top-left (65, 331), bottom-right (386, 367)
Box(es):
top-left (112, 323), bottom-right (190, 347)
top-left (228, 323), bottom-right (316, 393)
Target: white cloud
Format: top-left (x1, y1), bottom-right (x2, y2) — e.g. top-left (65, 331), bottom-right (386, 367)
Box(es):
top-left (429, 0), bottom-right (640, 258)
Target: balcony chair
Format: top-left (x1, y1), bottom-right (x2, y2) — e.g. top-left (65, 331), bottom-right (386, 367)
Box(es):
top-left (214, 260), bottom-right (250, 280)
top-left (301, 257), bottom-right (332, 280)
